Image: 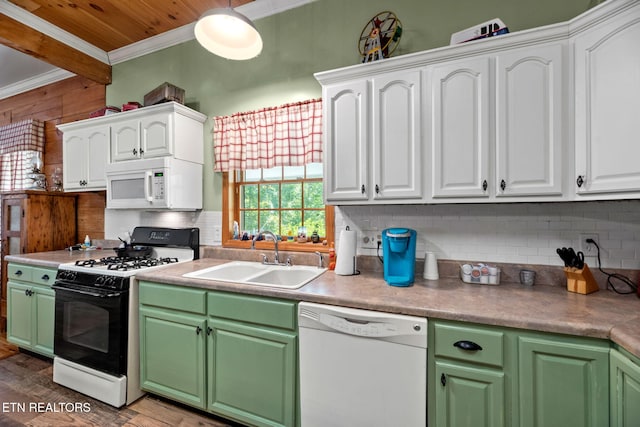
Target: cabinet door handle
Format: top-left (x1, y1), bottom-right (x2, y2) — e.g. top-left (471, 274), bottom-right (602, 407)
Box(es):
top-left (453, 340), bottom-right (483, 351)
top-left (482, 180), bottom-right (488, 191)
top-left (140, 148), bottom-right (144, 155)
top-left (24, 289), bottom-right (33, 297)
top-left (576, 175), bottom-right (585, 188)
top-left (375, 184), bottom-right (380, 194)
top-left (361, 184), bottom-right (365, 194)
top-left (133, 148), bottom-right (138, 156)
top-left (500, 179), bottom-right (506, 191)
top-left (440, 373), bottom-right (446, 386)
top-left (195, 326), bottom-right (202, 335)
top-left (207, 327), bottom-right (213, 336)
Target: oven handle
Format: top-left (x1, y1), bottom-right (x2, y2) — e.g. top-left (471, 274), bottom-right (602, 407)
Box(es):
top-left (52, 283), bottom-right (125, 298)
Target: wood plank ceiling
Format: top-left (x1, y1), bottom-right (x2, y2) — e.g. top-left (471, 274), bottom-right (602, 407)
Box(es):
top-left (0, 0), bottom-right (255, 84)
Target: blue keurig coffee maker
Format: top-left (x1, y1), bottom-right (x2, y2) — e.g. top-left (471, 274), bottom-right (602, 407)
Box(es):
top-left (382, 228), bottom-right (417, 286)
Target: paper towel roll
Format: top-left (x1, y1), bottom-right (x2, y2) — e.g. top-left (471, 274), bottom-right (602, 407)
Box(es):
top-left (335, 228), bottom-right (357, 275)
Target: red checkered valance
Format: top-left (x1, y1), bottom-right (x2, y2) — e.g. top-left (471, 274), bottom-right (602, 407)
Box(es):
top-left (213, 98), bottom-right (322, 172)
top-left (0, 119), bottom-right (45, 154)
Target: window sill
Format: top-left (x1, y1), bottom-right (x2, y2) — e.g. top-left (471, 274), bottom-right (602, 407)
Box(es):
top-left (223, 239), bottom-right (331, 253)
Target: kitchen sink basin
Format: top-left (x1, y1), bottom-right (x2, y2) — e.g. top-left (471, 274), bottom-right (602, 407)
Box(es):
top-left (183, 261), bottom-right (327, 289)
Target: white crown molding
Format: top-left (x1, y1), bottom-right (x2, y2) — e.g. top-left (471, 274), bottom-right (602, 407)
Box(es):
top-left (0, 0), bottom-right (109, 63)
top-left (108, 0), bottom-right (316, 64)
top-left (0, 68), bottom-right (74, 100)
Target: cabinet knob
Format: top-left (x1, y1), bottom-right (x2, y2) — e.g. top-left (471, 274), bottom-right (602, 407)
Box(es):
top-left (453, 340), bottom-right (483, 351)
top-left (576, 175), bottom-right (585, 188)
top-left (482, 180), bottom-right (488, 191)
top-left (207, 327), bottom-right (213, 336)
top-left (195, 326), bottom-right (202, 335)
top-left (133, 148), bottom-right (138, 155)
top-left (375, 184), bottom-right (380, 194)
top-left (500, 179), bottom-right (506, 191)
top-left (361, 184), bottom-right (366, 194)
top-left (140, 148), bottom-right (144, 155)
top-left (15, 270), bottom-right (22, 276)
top-left (440, 373), bottom-right (447, 386)
top-left (42, 274), bottom-right (50, 281)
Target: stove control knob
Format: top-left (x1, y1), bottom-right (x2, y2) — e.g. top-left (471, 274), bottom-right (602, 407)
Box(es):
top-left (96, 276), bottom-right (106, 286)
top-left (105, 277), bottom-right (117, 288)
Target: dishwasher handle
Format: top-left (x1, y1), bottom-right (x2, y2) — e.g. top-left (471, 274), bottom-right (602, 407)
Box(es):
top-left (301, 310), bottom-right (420, 338)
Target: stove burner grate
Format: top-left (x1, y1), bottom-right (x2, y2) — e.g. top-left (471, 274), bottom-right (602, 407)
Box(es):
top-left (74, 256), bottom-right (181, 271)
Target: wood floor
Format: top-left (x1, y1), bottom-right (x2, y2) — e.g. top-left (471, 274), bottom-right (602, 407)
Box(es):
top-left (0, 335), bottom-right (239, 427)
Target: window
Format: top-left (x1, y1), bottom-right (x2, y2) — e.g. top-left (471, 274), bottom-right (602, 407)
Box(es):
top-left (222, 164), bottom-right (334, 252)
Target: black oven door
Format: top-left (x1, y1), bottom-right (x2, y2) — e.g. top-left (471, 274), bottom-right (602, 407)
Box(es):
top-left (52, 283), bottom-right (128, 376)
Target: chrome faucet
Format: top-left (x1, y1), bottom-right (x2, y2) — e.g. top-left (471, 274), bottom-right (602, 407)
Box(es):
top-left (251, 230), bottom-right (280, 264)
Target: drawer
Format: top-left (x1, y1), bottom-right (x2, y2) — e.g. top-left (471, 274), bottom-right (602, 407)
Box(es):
top-left (139, 281), bottom-right (207, 315)
top-left (32, 267), bottom-right (57, 287)
top-left (433, 321), bottom-right (505, 368)
top-left (7, 264), bottom-right (33, 283)
top-left (208, 291), bottom-right (297, 330)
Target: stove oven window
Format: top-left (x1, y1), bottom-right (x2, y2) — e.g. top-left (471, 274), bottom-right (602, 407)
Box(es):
top-left (63, 301), bottom-right (109, 353)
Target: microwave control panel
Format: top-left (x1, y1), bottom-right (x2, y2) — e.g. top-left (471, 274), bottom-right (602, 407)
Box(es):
top-left (152, 172), bottom-right (165, 200)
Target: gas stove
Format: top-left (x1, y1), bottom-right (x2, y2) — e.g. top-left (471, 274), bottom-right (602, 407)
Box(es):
top-left (57, 227), bottom-right (199, 279)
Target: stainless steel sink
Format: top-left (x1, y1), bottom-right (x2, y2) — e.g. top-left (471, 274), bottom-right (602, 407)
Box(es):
top-left (183, 261), bottom-right (327, 289)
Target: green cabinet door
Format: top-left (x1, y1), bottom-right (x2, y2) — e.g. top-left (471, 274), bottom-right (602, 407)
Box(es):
top-left (518, 335), bottom-right (609, 427)
top-left (435, 360), bottom-right (505, 427)
top-left (139, 307), bottom-right (207, 409)
top-left (208, 317), bottom-right (296, 427)
top-left (32, 287), bottom-right (55, 356)
top-left (611, 348), bottom-right (640, 427)
top-left (7, 282), bottom-right (33, 348)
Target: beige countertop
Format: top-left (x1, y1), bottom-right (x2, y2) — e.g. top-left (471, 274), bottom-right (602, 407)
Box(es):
top-left (7, 251), bottom-right (640, 359)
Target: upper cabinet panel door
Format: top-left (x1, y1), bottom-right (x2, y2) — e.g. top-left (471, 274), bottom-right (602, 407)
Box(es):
top-left (111, 119), bottom-right (140, 162)
top-left (574, 5), bottom-right (640, 194)
top-left (495, 43), bottom-right (564, 197)
top-left (371, 69), bottom-right (422, 200)
top-left (141, 113), bottom-right (173, 159)
top-left (431, 57), bottom-right (491, 198)
top-left (85, 127), bottom-right (110, 188)
top-left (324, 80), bottom-right (369, 203)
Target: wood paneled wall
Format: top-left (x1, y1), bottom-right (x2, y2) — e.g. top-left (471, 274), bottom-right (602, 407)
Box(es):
top-left (0, 76), bottom-right (107, 240)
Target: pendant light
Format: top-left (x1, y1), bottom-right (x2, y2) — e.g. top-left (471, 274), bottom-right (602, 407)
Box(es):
top-left (194, 0), bottom-right (263, 60)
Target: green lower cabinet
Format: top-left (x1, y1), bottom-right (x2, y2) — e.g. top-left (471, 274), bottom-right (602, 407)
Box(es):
top-left (208, 317), bottom-right (296, 427)
top-left (610, 348), bottom-right (640, 427)
top-left (518, 335), bottom-right (609, 427)
top-left (435, 360), bottom-right (505, 427)
top-left (139, 307), bottom-right (207, 409)
top-left (7, 278), bottom-right (55, 357)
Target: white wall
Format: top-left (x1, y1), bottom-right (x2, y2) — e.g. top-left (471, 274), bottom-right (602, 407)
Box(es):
top-left (336, 200), bottom-right (640, 269)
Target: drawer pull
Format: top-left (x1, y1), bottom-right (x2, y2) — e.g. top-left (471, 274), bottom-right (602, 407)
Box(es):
top-left (42, 274), bottom-right (50, 281)
top-left (453, 340), bottom-right (483, 351)
top-left (15, 270), bottom-right (23, 276)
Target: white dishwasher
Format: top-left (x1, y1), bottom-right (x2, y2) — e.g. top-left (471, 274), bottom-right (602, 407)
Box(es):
top-left (298, 302), bottom-right (427, 427)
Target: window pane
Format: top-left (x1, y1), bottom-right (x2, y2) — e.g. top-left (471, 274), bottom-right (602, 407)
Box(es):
top-left (303, 182), bottom-right (324, 208)
top-left (282, 211), bottom-right (302, 237)
top-left (306, 163), bottom-right (323, 178)
top-left (304, 210), bottom-right (326, 236)
top-left (263, 166), bottom-right (282, 181)
top-left (244, 169), bottom-right (261, 182)
top-left (242, 211), bottom-right (258, 235)
top-left (284, 165), bottom-right (304, 180)
top-left (282, 183), bottom-right (302, 208)
top-left (242, 185), bottom-right (258, 209)
top-left (259, 184), bottom-right (280, 209)
top-left (260, 210), bottom-right (280, 234)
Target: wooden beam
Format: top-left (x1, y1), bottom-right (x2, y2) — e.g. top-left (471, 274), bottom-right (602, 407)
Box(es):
top-left (0, 13), bottom-right (111, 85)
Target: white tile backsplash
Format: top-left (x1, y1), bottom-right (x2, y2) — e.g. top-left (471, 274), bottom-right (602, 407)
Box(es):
top-left (336, 200), bottom-right (640, 269)
top-left (104, 210), bottom-right (223, 246)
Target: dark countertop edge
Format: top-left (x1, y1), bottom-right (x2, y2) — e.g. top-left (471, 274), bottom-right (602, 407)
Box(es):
top-left (7, 253), bottom-right (640, 359)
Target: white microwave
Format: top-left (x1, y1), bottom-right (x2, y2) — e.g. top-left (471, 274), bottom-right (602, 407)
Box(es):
top-left (105, 157), bottom-right (202, 210)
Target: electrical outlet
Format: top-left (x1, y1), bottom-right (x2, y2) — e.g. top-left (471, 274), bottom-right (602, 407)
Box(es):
top-left (361, 230), bottom-right (380, 249)
top-left (579, 233), bottom-right (599, 256)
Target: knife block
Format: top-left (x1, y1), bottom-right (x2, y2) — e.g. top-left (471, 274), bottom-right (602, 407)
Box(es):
top-left (564, 264), bottom-right (599, 294)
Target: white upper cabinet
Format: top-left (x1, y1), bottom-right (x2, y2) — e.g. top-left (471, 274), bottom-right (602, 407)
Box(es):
top-left (320, 69), bottom-right (423, 204)
top-left (61, 125), bottom-right (110, 191)
top-left (323, 80), bottom-right (369, 203)
top-left (110, 103), bottom-right (205, 164)
top-left (573, 0), bottom-right (640, 195)
top-left (431, 57), bottom-right (490, 199)
top-left (372, 69), bottom-right (422, 200)
top-left (495, 43), bottom-right (564, 197)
